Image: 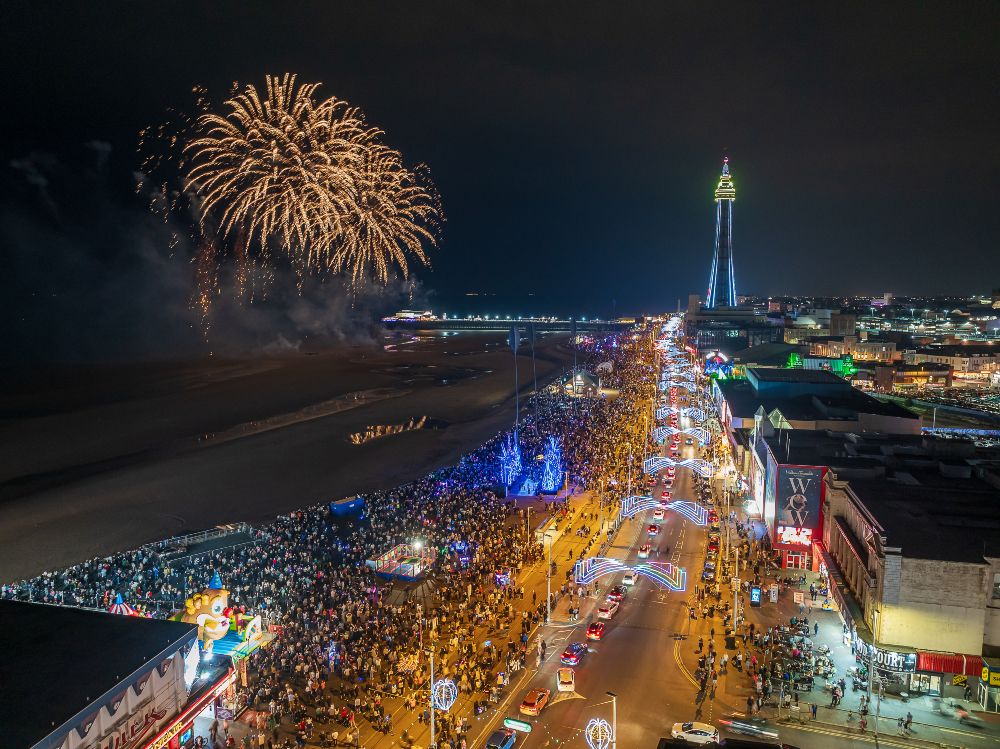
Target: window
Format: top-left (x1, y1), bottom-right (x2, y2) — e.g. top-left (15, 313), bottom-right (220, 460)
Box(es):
top-left (993, 573), bottom-right (1000, 600)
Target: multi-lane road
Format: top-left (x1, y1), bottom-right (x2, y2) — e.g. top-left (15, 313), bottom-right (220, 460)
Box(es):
top-left (471, 415), bottom-right (904, 749)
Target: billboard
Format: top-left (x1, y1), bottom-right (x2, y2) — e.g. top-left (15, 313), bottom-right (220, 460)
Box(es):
top-left (776, 466), bottom-right (824, 529)
top-left (764, 448), bottom-right (778, 533)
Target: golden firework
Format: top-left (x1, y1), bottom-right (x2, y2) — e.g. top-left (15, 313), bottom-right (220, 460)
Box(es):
top-left (184, 73), bottom-right (438, 283)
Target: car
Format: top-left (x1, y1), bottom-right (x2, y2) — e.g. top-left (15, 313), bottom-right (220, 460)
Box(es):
top-left (485, 729), bottom-right (517, 749)
top-left (586, 622), bottom-right (605, 640)
top-left (653, 508), bottom-right (665, 520)
top-left (607, 585), bottom-right (628, 602)
top-left (622, 571), bottom-right (638, 586)
top-left (597, 602), bottom-right (620, 619)
top-left (717, 719), bottom-right (779, 740)
top-left (670, 722), bottom-right (720, 745)
top-left (646, 476), bottom-right (657, 487)
top-left (663, 478), bottom-right (673, 488)
top-left (519, 688), bottom-right (551, 716)
top-left (670, 450), bottom-right (681, 458)
top-left (638, 544), bottom-right (651, 559)
top-left (710, 523), bottom-right (721, 534)
top-left (702, 562), bottom-right (716, 582)
top-left (647, 524), bottom-right (660, 535)
top-left (560, 642), bottom-right (588, 665)
top-left (686, 438), bottom-right (693, 445)
top-left (659, 491), bottom-right (671, 501)
top-left (557, 667), bottom-right (576, 692)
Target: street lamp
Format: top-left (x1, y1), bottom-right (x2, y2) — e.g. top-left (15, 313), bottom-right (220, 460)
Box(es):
top-left (544, 531), bottom-right (555, 622)
top-left (605, 691), bottom-right (617, 749)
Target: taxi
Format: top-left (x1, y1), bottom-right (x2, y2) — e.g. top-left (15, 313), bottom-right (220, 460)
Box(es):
top-left (557, 667), bottom-right (576, 692)
top-left (647, 524), bottom-right (660, 536)
top-left (637, 544), bottom-right (651, 559)
top-left (586, 621), bottom-right (605, 640)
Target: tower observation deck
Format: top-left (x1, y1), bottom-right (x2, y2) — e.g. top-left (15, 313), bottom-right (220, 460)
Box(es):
top-left (706, 157), bottom-right (736, 308)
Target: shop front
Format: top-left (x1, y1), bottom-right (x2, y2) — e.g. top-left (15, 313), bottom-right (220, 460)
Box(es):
top-left (981, 658), bottom-right (1000, 713)
top-left (853, 632), bottom-right (917, 695)
top-left (915, 652), bottom-right (983, 700)
top-left (768, 464), bottom-right (825, 570)
top-left (774, 525), bottom-right (814, 570)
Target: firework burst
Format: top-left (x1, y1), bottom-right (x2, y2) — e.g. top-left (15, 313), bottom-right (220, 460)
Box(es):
top-left (183, 73), bottom-right (439, 284)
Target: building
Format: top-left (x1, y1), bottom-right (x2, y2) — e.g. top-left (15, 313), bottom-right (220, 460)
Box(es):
top-left (713, 367), bottom-right (921, 439)
top-left (875, 364), bottom-right (953, 392)
top-left (903, 346), bottom-right (999, 374)
top-left (808, 336), bottom-right (900, 362)
top-left (686, 296), bottom-right (784, 357)
top-left (706, 157), bottom-right (736, 308)
top-left (742, 429), bottom-right (1000, 708)
top-left (0, 600), bottom-right (236, 749)
top-left (561, 369), bottom-right (601, 397)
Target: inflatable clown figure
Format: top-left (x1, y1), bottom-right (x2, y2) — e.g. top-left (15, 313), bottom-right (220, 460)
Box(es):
top-left (181, 572), bottom-right (232, 649)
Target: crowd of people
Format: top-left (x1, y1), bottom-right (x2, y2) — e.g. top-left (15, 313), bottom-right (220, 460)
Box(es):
top-left (1, 331), bottom-right (659, 748)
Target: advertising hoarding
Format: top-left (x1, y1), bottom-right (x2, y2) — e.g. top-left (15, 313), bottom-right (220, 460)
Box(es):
top-left (764, 450), bottom-right (778, 533)
top-left (776, 466), bottom-right (824, 529)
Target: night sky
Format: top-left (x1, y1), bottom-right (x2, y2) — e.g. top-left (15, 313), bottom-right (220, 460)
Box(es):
top-left (2, 3), bottom-right (997, 360)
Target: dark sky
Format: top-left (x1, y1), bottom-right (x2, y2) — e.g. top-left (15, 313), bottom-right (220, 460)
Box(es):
top-left (2, 2), bottom-right (998, 353)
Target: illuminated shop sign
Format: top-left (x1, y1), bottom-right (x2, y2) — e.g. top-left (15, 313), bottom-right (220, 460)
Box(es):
top-left (855, 640), bottom-right (916, 674)
top-left (777, 526), bottom-right (813, 546)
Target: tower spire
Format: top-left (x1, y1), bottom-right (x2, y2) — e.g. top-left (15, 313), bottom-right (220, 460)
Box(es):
top-left (707, 157), bottom-right (737, 307)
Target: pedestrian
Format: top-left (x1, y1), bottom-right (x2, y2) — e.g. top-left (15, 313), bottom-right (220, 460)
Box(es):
top-left (896, 717), bottom-right (904, 736)
top-left (811, 703), bottom-right (818, 721)
top-left (814, 622), bottom-right (818, 635)
top-left (905, 712), bottom-right (912, 732)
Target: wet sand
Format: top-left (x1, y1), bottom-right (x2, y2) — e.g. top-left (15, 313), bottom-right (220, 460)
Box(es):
top-left (0, 331), bottom-right (574, 582)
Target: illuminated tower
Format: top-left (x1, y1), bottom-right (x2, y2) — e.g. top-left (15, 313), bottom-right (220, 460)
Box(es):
top-left (706, 157), bottom-right (737, 308)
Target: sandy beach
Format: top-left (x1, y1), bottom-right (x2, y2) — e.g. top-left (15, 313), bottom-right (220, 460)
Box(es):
top-left (0, 330), bottom-right (575, 582)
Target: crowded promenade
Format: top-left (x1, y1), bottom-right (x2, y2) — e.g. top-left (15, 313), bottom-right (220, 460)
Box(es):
top-left (0, 333), bottom-right (657, 748)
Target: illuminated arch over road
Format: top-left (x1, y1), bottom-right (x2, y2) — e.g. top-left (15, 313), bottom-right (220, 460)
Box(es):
top-left (651, 425), bottom-right (711, 444)
top-left (656, 406), bottom-right (707, 422)
top-left (574, 556), bottom-right (686, 591)
top-left (618, 495), bottom-right (708, 525)
top-left (644, 455), bottom-right (715, 478)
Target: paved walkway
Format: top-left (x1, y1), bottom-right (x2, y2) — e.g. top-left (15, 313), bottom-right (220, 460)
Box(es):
top-left (250, 485), bottom-right (612, 749)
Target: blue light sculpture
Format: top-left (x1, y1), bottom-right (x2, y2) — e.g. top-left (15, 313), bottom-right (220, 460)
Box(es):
top-left (541, 436), bottom-right (562, 492)
top-left (500, 434), bottom-right (522, 486)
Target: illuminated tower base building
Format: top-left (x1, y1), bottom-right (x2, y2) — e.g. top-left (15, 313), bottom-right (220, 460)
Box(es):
top-left (706, 157), bottom-right (736, 308)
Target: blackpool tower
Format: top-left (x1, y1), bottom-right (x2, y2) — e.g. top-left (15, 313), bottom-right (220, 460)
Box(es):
top-left (706, 157), bottom-right (737, 308)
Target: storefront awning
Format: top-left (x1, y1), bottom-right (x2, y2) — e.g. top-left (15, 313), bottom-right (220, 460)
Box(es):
top-left (918, 652), bottom-right (983, 676)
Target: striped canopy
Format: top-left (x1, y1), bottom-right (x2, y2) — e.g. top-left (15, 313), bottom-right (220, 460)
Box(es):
top-left (109, 593), bottom-right (141, 617)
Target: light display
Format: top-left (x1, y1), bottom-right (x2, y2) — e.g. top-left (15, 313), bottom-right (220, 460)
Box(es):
top-left (499, 434), bottom-right (522, 486)
top-left (643, 455), bottom-right (715, 478)
top-left (777, 526), bottom-right (813, 546)
top-left (586, 719), bottom-right (613, 749)
top-left (432, 679), bottom-right (458, 710)
top-left (541, 436), bottom-right (562, 491)
top-left (574, 556), bottom-right (686, 591)
top-left (706, 157), bottom-right (737, 308)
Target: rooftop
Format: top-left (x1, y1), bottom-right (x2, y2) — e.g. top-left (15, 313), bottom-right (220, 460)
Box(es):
top-left (749, 368), bottom-right (846, 384)
top-left (0, 601), bottom-right (198, 749)
top-left (759, 430), bottom-right (1000, 565)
